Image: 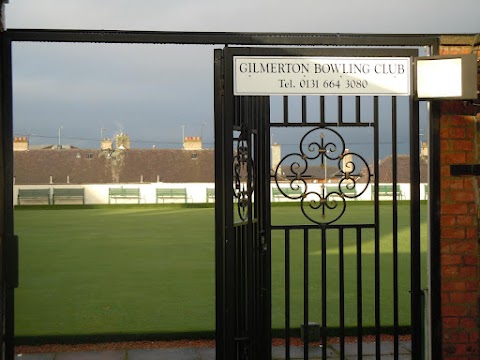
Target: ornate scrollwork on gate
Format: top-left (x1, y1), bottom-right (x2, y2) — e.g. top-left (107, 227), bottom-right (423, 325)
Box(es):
top-left (233, 130), bottom-right (254, 221)
top-left (273, 127), bottom-right (371, 225)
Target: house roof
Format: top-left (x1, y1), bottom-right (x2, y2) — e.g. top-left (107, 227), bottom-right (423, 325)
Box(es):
top-left (14, 148), bottom-right (427, 185)
top-left (358, 155), bottom-right (428, 183)
top-left (14, 148), bottom-right (215, 185)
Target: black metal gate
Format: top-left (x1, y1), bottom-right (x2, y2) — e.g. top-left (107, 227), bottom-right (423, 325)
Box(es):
top-left (215, 47), bottom-right (423, 360)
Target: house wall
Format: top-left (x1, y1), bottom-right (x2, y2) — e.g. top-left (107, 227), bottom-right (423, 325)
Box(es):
top-left (439, 36), bottom-right (480, 359)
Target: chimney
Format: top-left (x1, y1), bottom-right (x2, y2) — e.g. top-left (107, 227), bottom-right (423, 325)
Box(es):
top-left (101, 138), bottom-right (113, 150)
top-left (183, 136), bottom-right (202, 150)
top-left (421, 142), bottom-right (428, 157)
top-left (13, 136), bottom-right (29, 151)
top-left (271, 143), bottom-right (281, 172)
top-left (115, 133), bottom-right (131, 150)
top-left (343, 149), bottom-right (354, 174)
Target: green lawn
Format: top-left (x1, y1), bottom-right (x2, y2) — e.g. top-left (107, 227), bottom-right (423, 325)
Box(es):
top-left (14, 202), bottom-right (427, 341)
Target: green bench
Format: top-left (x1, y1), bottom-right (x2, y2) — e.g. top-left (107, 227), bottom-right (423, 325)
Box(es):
top-left (108, 188), bottom-right (141, 204)
top-left (272, 187), bottom-right (304, 201)
top-left (17, 188), bottom-right (51, 205)
top-left (371, 184), bottom-right (404, 200)
top-left (156, 188), bottom-right (188, 203)
top-left (206, 188), bottom-right (215, 203)
top-left (326, 185), bottom-right (357, 199)
top-left (53, 188), bottom-right (85, 204)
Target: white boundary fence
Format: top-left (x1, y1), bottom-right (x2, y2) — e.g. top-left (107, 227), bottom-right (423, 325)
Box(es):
top-left (14, 182), bottom-right (429, 205)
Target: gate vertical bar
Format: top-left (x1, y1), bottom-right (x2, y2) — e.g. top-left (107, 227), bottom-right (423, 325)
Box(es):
top-left (0, 30), bottom-right (14, 360)
top-left (321, 227), bottom-right (327, 360)
top-left (356, 228), bottom-right (363, 358)
top-left (262, 95), bottom-right (272, 360)
top-left (246, 97), bottom-right (255, 359)
top-left (339, 228), bottom-right (345, 360)
top-left (373, 96), bottom-right (381, 360)
top-left (303, 228), bottom-right (309, 360)
top-left (301, 96), bottom-right (307, 124)
top-left (214, 48), bottom-right (226, 360)
top-left (283, 97), bottom-right (289, 125)
top-left (285, 229), bottom-right (291, 360)
top-left (391, 96), bottom-right (399, 360)
top-left (410, 95), bottom-right (422, 360)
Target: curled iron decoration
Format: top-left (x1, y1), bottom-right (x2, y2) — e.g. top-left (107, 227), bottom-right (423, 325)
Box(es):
top-left (274, 127), bottom-right (371, 225)
top-left (233, 131), bottom-right (254, 221)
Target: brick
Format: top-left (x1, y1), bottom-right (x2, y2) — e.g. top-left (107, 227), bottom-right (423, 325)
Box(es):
top-left (470, 331), bottom-right (479, 343)
top-left (450, 292), bottom-right (478, 304)
top-left (443, 305), bottom-right (469, 317)
top-left (459, 266), bottom-right (477, 278)
top-left (442, 317), bottom-right (459, 328)
top-left (441, 165), bottom-right (451, 177)
top-left (440, 139), bottom-right (450, 151)
top-left (448, 127), bottom-right (467, 138)
top-left (441, 215), bottom-right (457, 226)
top-left (442, 281), bottom-right (466, 291)
top-left (468, 203), bottom-right (478, 214)
top-left (449, 240), bottom-right (478, 253)
top-left (442, 293), bottom-right (450, 304)
top-left (451, 190), bottom-right (476, 202)
top-left (442, 254), bottom-right (463, 265)
top-left (450, 139), bottom-right (475, 151)
top-left (441, 228), bottom-right (465, 239)
top-left (466, 151), bottom-right (475, 162)
top-left (442, 265), bottom-right (460, 277)
top-left (464, 178), bottom-right (475, 188)
top-left (442, 203), bottom-right (468, 215)
top-left (460, 317), bottom-right (477, 329)
top-left (456, 215), bottom-right (475, 226)
top-left (444, 331), bottom-right (470, 343)
top-left (441, 241), bottom-right (451, 253)
top-left (464, 255), bottom-right (479, 265)
top-left (465, 281), bottom-right (479, 290)
top-left (442, 178), bottom-right (465, 190)
top-left (465, 227), bottom-right (478, 239)
top-left (442, 152), bottom-right (467, 164)
top-left (440, 127), bottom-right (450, 139)
top-left (450, 115), bottom-right (471, 126)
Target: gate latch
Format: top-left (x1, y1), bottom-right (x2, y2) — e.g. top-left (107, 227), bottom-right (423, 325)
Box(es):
top-left (259, 232), bottom-right (267, 252)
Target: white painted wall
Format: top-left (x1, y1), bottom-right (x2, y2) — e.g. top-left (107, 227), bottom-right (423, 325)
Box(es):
top-left (13, 182), bottom-right (429, 205)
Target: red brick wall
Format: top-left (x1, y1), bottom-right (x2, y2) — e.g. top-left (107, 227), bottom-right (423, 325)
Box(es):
top-left (439, 43), bottom-right (480, 359)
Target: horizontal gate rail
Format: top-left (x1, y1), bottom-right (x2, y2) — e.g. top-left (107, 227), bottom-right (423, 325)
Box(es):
top-left (5, 29), bottom-right (439, 47)
top-left (271, 224), bottom-right (375, 230)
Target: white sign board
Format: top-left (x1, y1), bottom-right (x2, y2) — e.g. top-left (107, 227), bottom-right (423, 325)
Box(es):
top-left (416, 54), bottom-right (478, 100)
top-left (234, 56), bottom-right (411, 96)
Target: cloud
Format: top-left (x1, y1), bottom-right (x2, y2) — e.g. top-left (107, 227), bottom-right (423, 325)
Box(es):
top-left (5, 0), bottom-right (478, 152)
top-left (5, 0), bottom-right (480, 33)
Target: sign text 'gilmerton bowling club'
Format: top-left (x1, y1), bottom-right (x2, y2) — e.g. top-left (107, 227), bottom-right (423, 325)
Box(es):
top-left (234, 57), bottom-right (411, 96)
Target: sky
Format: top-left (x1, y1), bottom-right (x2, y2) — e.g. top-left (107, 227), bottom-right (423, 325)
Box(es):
top-left (3, 0), bottom-right (480, 154)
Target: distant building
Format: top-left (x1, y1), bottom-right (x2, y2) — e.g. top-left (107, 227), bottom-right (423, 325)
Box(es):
top-left (183, 136), bottom-right (202, 150)
top-left (14, 135), bottom-right (213, 185)
top-left (358, 154), bottom-right (428, 183)
top-left (13, 137), bottom-right (28, 151)
top-left (13, 135), bottom-right (425, 186)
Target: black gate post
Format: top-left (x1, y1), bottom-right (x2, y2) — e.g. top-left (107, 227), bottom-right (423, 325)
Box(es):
top-left (214, 48), bottom-right (226, 360)
top-left (0, 29), bottom-right (16, 360)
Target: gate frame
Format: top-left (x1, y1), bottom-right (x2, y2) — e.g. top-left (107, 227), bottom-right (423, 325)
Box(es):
top-left (0, 30), bottom-right (441, 360)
